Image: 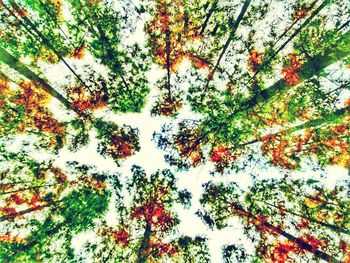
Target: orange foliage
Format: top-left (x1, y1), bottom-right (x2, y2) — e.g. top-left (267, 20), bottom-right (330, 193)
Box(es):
top-left (149, 239), bottom-right (177, 256)
top-left (281, 53), bottom-right (303, 85)
top-left (131, 187), bottom-right (174, 230)
top-left (339, 240), bottom-right (350, 262)
top-left (210, 145), bottom-right (237, 169)
top-left (262, 133), bottom-right (297, 169)
top-left (68, 86), bottom-right (106, 113)
top-left (267, 240), bottom-right (301, 263)
top-left (10, 194), bottom-right (26, 205)
top-left (187, 54), bottom-right (211, 69)
top-left (71, 44), bottom-right (86, 59)
top-left (0, 77), bottom-right (8, 93)
top-left (211, 146), bottom-right (227, 162)
top-left (107, 135), bottom-right (134, 160)
top-left (300, 234), bottom-right (327, 252)
top-left (296, 218), bottom-right (310, 229)
top-left (48, 166), bottom-right (68, 182)
top-left (113, 228), bottom-right (130, 247)
top-left (178, 141), bottom-right (203, 166)
top-left (266, 235), bottom-right (327, 262)
top-left (262, 125), bottom-right (349, 169)
top-left (293, 8), bottom-right (309, 20)
top-left (157, 96), bottom-right (183, 116)
top-left (0, 207), bottom-right (17, 215)
top-left (345, 98), bottom-right (350, 107)
top-left (0, 232), bottom-right (25, 244)
top-left (4, 81), bottom-right (66, 136)
top-left (248, 49), bottom-right (263, 72)
top-left (147, 0), bottom-right (203, 71)
top-left (320, 136), bottom-right (349, 168)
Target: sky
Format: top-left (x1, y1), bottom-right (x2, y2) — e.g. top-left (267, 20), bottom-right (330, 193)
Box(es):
top-left (2, 0), bottom-right (349, 261)
top-left (40, 44), bottom-right (348, 263)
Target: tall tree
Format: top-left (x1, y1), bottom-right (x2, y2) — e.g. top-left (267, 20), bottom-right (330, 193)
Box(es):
top-left (77, 165), bottom-right (210, 263)
top-left (198, 179), bottom-right (350, 262)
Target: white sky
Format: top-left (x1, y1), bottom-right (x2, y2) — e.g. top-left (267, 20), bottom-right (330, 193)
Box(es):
top-left (3, 0), bottom-right (349, 261)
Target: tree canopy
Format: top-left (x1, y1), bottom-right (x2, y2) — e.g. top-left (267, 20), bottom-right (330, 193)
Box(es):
top-left (0, 0), bottom-right (349, 262)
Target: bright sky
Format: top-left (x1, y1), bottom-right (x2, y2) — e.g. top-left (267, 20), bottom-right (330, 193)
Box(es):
top-left (7, 0), bottom-right (348, 261)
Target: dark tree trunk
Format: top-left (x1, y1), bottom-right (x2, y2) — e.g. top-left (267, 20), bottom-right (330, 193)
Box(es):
top-left (136, 223), bottom-right (152, 263)
top-left (0, 47), bottom-right (76, 113)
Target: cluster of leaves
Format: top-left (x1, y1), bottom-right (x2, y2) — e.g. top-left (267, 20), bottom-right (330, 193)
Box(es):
top-left (94, 119), bottom-right (140, 164)
top-left (199, 178), bottom-right (350, 262)
top-left (77, 166), bottom-right (209, 262)
top-left (0, 150), bottom-right (110, 262)
top-left (0, 0), bottom-right (349, 262)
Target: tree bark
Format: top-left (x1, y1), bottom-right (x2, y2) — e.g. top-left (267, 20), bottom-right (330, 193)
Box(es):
top-left (230, 202), bottom-right (341, 263)
top-left (136, 223), bottom-right (152, 263)
top-left (253, 198), bottom-right (350, 235)
top-left (247, 0), bottom-right (328, 83)
top-left (228, 30), bottom-right (350, 118)
top-left (199, 0), bottom-right (219, 35)
top-left (0, 47), bottom-right (77, 113)
top-left (165, 29), bottom-right (172, 98)
top-left (7, 0), bottom-right (91, 92)
top-left (202, 0), bottom-right (251, 96)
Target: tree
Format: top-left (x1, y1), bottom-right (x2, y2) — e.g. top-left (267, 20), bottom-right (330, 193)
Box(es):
top-left (154, 25), bottom-right (350, 172)
top-left (94, 119), bottom-right (141, 164)
top-left (77, 165), bottom-right (210, 263)
top-left (198, 178), bottom-right (350, 262)
top-left (0, 153), bottom-right (110, 262)
top-left (66, 0), bottom-right (150, 112)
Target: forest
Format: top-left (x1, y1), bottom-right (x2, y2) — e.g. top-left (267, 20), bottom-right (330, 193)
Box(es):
top-left (0, 0), bottom-right (349, 262)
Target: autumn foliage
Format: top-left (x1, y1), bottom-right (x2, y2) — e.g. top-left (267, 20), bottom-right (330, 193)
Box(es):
top-left (146, 0), bottom-right (205, 71)
top-left (248, 49), bottom-right (263, 72)
top-left (281, 53), bottom-right (303, 85)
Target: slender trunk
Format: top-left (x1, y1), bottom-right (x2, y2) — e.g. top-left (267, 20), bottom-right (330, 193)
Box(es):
top-left (7, 0), bottom-right (91, 92)
top-left (89, 11), bottom-right (137, 105)
top-left (102, 244), bottom-right (117, 263)
top-left (227, 30), bottom-right (350, 119)
top-left (248, 0), bottom-right (328, 83)
top-left (211, 23), bottom-right (219, 36)
top-left (201, 0), bottom-right (251, 97)
top-left (165, 29), bottom-right (172, 99)
top-left (254, 198), bottom-right (350, 235)
top-left (136, 223), bottom-right (152, 263)
top-left (338, 18), bottom-right (350, 32)
top-left (39, 1), bottom-right (73, 46)
top-left (0, 201), bottom-right (59, 222)
top-left (275, 0), bottom-right (328, 57)
top-left (230, 202), bottom-right (341, 263)
top-left (272, 0), bottom-right (319, 48)
top-left (230, 105), bottom-right (349, 150)
top-left (0, 183), bottom-right (61, 195)
top-left (199, 0), bottom-right (218, 35)
top-left (0, 47), bottom-right (77, 113)
top-left (0, 180), bottom-right (35, 187)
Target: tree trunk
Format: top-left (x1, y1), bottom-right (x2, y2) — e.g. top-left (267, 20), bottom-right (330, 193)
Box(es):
top-left (0, 201), bottom-right (59, 222)
top-left (272, 0), bottom-right (319, 48)
top-left (0, 47), bottom-right (76, 113)
top-left (253, 198), bottom-right (350, 235)
top-left (136, 223), bottom-right (152, 263)
top-left (248, 0), bottom-right (328, 83)
top-left (228, 30), bottom-right (350, 118)
top-left (202, 0), bottom-right (251, 96)
top-left (7, 0), bottom-right (91, 92)
top-left (199, 0), bottom-right (218, 35)
top-left (230, 202), bottom-right (341, 263)
top-left (228, 105), bottom-right (350, 150)
top-left (165, 29), bottom-right (172, 99)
